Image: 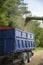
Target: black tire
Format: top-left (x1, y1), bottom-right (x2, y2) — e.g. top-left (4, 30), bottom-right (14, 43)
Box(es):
top-left (27, 52), bottom-right (32, 62)
top-left (22, 53), bottom-right (28, 65)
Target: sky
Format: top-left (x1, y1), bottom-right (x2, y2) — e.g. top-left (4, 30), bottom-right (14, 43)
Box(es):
top-left (24, 0), bottom-right (43, 16)
top-left (24, 0), bottom-right (43, 27)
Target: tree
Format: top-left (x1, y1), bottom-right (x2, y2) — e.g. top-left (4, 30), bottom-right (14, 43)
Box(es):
top-left (0, 0), bottom-right (31, 27)
top-left (27, 20), bottom-right (41, 47)
top-left (39, 28), bottom-right (43, 47)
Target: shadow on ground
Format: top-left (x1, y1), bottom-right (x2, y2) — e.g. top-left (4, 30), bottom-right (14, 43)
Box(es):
top-left (39, 62), bottom-right (43, 65)
top-left (38, 59), bottom-right (43, 65)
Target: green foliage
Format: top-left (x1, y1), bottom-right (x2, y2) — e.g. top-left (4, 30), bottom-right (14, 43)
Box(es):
top-left (35, 39), bottom-right (40, 47)
top-left (27, 20), bottom-right (43, 47)
top-left (0, 0), bottom-right (31, 26)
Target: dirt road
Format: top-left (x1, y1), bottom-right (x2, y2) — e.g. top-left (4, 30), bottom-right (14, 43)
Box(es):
top-left (27, 50), bottom-right (43, 65)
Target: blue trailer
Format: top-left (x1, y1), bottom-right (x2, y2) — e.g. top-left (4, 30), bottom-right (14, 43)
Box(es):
top-left (0, 28), bottom-right (35, 65)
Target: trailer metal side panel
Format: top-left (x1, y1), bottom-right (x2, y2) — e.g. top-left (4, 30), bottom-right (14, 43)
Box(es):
top-left (0, 38), bottom-right (4, 54)
top-left (4, 38), bottom-right (15, 53)
top-left (0, 28), bottom-right (35, 54)
top-left (22, 32), bottom-right (26, 38)
top-left (15, 30), bottom-right (21, 37)
top-left (0, 30), bottom-right (1, 38)
top-left (1, 29), bottom-right (15, 38)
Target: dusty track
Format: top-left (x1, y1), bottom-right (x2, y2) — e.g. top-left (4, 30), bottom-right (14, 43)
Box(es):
top-left (27, 50), bottom-right (43, 65)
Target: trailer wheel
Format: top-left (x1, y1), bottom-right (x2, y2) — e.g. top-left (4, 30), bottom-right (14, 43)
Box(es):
top-left (1, 57), bottom-right (13, 65)
top-left (27, 52), bottom-right (32, 62)
top-left (22, 53), bottom-right (28, 65)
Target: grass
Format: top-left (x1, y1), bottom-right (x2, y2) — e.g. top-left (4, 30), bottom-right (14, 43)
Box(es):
top-left (34, 47), bottom-right (43, 51)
